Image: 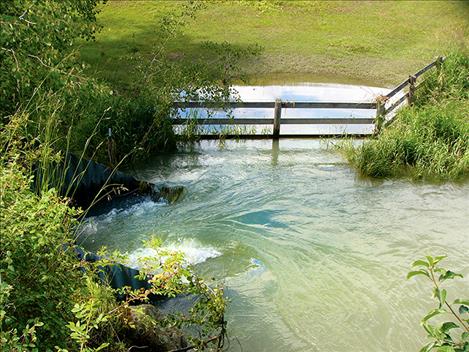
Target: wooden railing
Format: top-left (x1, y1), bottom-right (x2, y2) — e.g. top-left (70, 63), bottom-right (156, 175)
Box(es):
top-left (172, 56), bottom-right (445, 138)
top-left (173, 101), bottom-right (376, 138)
top-left (375, 56), bottom-right (445, 130)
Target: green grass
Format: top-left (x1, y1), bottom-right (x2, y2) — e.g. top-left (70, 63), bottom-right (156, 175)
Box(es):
top-left (339, 52), bottom-right (469, 181)
top-left (80, 0), bottom-right (469, 89)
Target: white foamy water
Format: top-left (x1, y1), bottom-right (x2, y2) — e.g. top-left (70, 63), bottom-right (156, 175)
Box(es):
top-left (79, 198), bottom-right (166, 236)
top-left (126, 239), bottom-right (221, 269)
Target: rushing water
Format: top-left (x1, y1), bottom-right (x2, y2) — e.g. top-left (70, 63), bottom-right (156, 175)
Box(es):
top-left (79, 139), bottom-right (469, 352)
top-left (79, 84), bottom-right (468, 351)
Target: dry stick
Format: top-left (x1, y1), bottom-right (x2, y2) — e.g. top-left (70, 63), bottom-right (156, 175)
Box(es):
top-left (19, 9), bottom-right (36, 25)
top-left (127, 346), bottom-right (149, 351)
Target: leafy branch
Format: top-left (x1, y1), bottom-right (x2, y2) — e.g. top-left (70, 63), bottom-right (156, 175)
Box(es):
top-left (408, 255), bottom-right (469, 352)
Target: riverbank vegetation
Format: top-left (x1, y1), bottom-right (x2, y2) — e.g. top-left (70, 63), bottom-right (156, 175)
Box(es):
top-left (80, 0), bottom-right (469, 87)
top-left (340, 52), bottom-right (469, 181)
top-left (0, 112), bottom-right (226, 350)
top-left (0, 147), bottom-right (226, 350)
top-left (1, 1), bottom-right (229, 350)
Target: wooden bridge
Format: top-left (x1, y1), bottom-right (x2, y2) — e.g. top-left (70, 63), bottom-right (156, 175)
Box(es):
top-left (172, 56), bottom-right (444, 139)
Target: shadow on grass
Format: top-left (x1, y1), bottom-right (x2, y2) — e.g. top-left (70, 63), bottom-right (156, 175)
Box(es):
top-left (79, 24), bottom-right (263, 94)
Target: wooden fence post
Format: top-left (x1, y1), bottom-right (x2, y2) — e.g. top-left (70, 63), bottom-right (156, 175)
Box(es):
top-left (374, 98), bottom-right (386, 134)
top-left (273, 99), bottom-right (282, 139)
top-left (436, 56), bottom-right (443, 74)
top-left (407, 75), bottom-right (416, 105)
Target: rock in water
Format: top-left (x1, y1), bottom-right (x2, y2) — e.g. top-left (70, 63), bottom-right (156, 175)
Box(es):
top-left (124, 304), bottom-right (187, 351)
top-left (61, 154), bottom-right (185, 208)
top-left (157, 185), bottom-right (185, 204)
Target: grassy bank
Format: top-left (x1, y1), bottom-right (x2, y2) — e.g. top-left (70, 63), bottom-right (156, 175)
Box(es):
top-left (80, 0), bottom-right (469, 89)
top-left (340, 52), bottom-right (469, 181)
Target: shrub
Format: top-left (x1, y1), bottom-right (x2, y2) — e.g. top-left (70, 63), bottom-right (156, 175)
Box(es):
top-left (0, 161), bottom-right (82, 348)
top-left (0, 0), bottom-right (104, 117)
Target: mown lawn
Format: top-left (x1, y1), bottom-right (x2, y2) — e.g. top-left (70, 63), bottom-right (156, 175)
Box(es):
top-left (80, 0), bottom-right (469, 88)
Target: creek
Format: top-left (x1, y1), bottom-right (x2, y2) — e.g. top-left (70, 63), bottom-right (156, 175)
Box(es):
top-left (78, 84), bottom-right (469, 352)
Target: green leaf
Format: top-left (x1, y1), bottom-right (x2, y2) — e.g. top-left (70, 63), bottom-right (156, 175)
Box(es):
top-left (454, 299), bottom-right (469, 306)
top-left (422, 309), bottom-right (446, 323)
top-left (433, 255), bottom-right (448, 265)
top-left (441, 321), bottom-right (459, 333)
top-left (458, 305), bottom-right (469, 315)
top-left (422, 322), bottom-right (445, 339)
top-left (426, 256), bottom-right (435, 266)
top-left (441, 289), bottom-right (447, 305)
top-left (436, 346), bottom-right (455, 352)
top-left (413, 259), bottom-right (430, 268)
top-left (420, 342), bottom-right (436, 352)
top-left (439, 271), bottom-right (464, 282)
top-left (436, 288), bottom-right (447, 308)
top-left (95, 343), bottom-right (110, 351)
top-left (408, 270), bottom-right (430, 280)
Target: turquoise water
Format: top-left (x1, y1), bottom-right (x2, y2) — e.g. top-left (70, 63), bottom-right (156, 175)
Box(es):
top-left (79, 139), bottom-right (469, 352)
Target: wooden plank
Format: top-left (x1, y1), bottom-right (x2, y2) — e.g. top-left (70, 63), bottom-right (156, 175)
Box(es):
top-left (281, 102), bottom-right (376, 109)
top-left (172, 117), bottom-right (375, 125)
top-left (385, 58), bottom-right (442, 100)
top-left (414, 81), bottom-right (424, 91)
top-left (413, 59), bottom-right (437, 78)
top-left (273, 99), bottom-right (281, 138)
top-left (186, 133), bottom-right (373, 140)
top-left (173, 118), bottom-right (274, 125)
top-left (385, 78), bottom-right (410, 99)
top-left (384, 92), bottom-right (408, 115)
top-left (374, 99), bottom-right (386, 134)
top-left (174, 101), bottom-right (274, 108)
top-left (281, 118), bottom-right (374, 124)
top-left (173, 101), bottom-right (376, 109)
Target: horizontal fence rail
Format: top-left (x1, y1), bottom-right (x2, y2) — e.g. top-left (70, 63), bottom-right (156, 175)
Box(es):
top-left (385, 78), bottom-right (410, 100)
top-left (374, 56), bottom-right (444, 131)
top-left (170, 56), bottom-right (444, 138)
top-left (174, 101), bottom-right (376, 109)
top-left (172, 117), bottom-right (375, 125)
top-left (384, 92), bottom-right (409, 115)
top-left (414, 59), bottom-right (439, 78)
